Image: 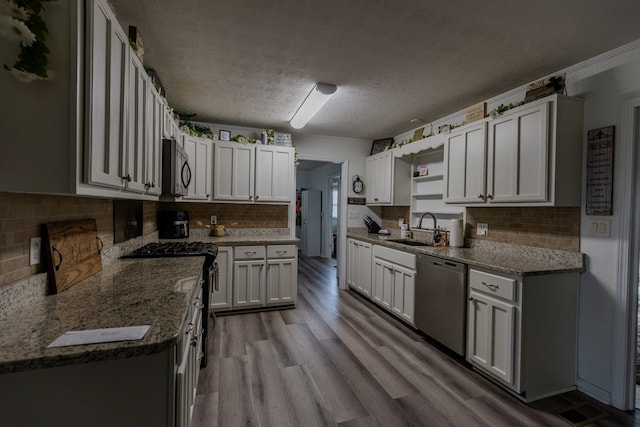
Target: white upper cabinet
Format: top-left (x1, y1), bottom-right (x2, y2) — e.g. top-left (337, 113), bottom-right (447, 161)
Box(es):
top-left (487, 101), bottom-right (549, 203)
top-left (182, 135), bottom-right (212, 200)
top-left (443, 122), bottom-right (488, 204)
top-left (213, 141), bottom-right (294, 203)
top-left (213, 141), bottom-right (255, 202)
top-left (255, 145), bottom-right (293, 203)
top-left (366, 151), bottom-right (411, 205)
top-left (144, 85), bottom-right (163, 196)
top-left (444, 94), bottom-right (583, 207)
top-left (86, 0), bottom-right (129, 190)
top-left (124, 53), bottom-right (147, 194)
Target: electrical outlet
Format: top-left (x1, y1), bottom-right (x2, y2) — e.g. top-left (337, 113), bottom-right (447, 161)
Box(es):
top-left (30, 237), bottom-right (41, 265)
top-left (477, 223), bottom-right (488, 236)
top-left (210, 215), bottom-right (217, 225)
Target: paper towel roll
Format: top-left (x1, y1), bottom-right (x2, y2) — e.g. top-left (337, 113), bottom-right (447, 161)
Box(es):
top-left (449, 219), bottom-right (464, 247)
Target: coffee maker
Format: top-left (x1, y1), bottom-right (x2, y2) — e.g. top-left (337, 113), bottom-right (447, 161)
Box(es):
top-left (158, 210), bottom-right (189, 239)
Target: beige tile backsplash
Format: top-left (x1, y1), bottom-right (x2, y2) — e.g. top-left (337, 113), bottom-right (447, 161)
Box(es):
top-left (0, 193), bottom-right (289, 287)
top-left (378, 205), bottom-right (580, 252)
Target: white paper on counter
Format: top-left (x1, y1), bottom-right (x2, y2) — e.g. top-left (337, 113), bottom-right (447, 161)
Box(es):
top-left (47, 325), bottom-right (151, 348)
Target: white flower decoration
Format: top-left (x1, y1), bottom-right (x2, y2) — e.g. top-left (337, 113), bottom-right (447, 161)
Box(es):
top-left (1, 0), bottom-right (31, 21)
top-left (4, 65), bottom-right (52, 83)
top-left (0, 15), bottom-right (36, 46)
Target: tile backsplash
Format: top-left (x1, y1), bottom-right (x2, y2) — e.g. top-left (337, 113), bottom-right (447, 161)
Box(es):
top-left (378, 205), bottom-right (580, 252)
top-left (0, 193), bottom-right (289, 288)
top-left (0, 193), bottom-right (114, 287)
top-left (465, 207), bottom-right (580, 251)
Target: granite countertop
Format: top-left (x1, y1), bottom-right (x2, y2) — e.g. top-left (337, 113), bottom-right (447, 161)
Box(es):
top-left (347, 228), bottom-right (584, 276)
top-left (0, 257), bottom-right (204, 374)
top-left (185, 228), bottom-right (299, 246)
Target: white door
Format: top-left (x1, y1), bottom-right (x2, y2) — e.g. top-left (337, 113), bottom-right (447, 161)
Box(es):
top-left (301, 190), bottom-right (322, 256)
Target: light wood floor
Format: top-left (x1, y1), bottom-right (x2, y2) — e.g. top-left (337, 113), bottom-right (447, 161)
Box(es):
top-left (194, 254), bottom-right (638, 426)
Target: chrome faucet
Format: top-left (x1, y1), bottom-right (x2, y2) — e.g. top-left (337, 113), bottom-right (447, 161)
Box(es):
top-left (417, 212), bottom-right (437, 229)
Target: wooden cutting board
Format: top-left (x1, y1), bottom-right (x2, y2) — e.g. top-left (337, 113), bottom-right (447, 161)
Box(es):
top-left (43, 219), bottom-right (103, 294)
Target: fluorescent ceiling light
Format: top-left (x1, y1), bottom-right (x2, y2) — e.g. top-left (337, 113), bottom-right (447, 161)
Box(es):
top-left (290, 83), bottom-right (337, 129)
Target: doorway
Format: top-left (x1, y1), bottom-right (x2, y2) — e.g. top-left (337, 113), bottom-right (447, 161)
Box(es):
top-left (296, 160), bottom-right (343, 262)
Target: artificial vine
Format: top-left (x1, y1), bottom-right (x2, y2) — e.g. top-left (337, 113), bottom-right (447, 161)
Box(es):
top-left (1, 0), bottom-right (55, 82)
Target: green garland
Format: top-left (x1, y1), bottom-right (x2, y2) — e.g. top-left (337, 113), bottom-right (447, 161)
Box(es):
top-left (3, 0), bottom-right (55, 82)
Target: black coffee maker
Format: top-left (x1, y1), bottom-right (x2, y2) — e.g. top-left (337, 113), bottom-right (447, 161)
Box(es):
top-left (158, 210), bottom-right (189, 239)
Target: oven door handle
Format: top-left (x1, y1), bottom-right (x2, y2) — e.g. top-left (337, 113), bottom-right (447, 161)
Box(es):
top-left (213, 262), bottom-right (219, 292)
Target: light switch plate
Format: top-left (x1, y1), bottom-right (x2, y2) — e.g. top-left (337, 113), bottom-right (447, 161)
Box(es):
top-left (210, 215), bottom-right (217, 225)
top-left (477, 223), bottom-right (488, 236)
top-left (30, 237), bottom-right (41, 265)
top-left (587, 219), bottom-right (611, 238)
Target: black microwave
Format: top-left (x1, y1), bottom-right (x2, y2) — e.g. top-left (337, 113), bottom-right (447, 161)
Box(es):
top-left (161, 138), bottom-right (191, 197)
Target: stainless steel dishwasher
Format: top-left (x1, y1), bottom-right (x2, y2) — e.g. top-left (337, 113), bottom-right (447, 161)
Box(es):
top-left (415, 254), bottom-right (467, 356)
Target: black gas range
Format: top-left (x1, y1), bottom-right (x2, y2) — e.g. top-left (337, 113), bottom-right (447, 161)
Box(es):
top-left (122, 241), bottom-right (217, 367)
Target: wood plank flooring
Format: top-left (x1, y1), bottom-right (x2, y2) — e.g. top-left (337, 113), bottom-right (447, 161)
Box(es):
top-left (193, 254), bottom-right (639, 426)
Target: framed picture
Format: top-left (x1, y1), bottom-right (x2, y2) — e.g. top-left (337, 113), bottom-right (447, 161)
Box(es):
top-left (219, 129), bottom-right (231, 141)
top-left (411, 127), bottom-right (425, 142)
top-left (370, 138), bottom-right (394, 155)
top-left (274, 132), bottom-right (292, 146)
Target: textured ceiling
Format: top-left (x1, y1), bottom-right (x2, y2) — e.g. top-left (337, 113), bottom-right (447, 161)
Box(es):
top-left (108, 0), bottom-right (640, 140)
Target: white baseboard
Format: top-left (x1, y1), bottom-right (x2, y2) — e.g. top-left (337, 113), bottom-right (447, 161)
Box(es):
top-left (576, 378), bottom-right (612, 406)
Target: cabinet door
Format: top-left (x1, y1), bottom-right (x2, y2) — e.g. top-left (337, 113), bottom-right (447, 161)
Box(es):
top-left (211, 246), bottom-right (233, 310)
top-left (266, 258), bottom-right (297, 305)
top-left (366, 151), bottom-right (392, 204)
top-left (372, 258), bottom-right (393, 309)
top-left (213, 142), bottom-right (255, 201)
top-left (443, 122), bottom-right (487, 203)
top-left (356, 242), bottom-right (372, 298)
top-left (143, 86), bottom-right (163, 195)
top-left (346, 239), bottom-right (356, 289)
top-left (391, 265), bottom-right (415, 324)
top-left (182, 135), bottom-right (212, 200)
top-left (233, 260), bottom-right (265, 308)
top-left (86, 0), bottom-right (128, 189)
top-left (487, 102), bottom-right (549, 203)
top-left (124, 54), bottom-right (147, 193)
top-left (255, 146), bottom-right (293, 203)
top-left (467, 290), bottom-right (515, 385)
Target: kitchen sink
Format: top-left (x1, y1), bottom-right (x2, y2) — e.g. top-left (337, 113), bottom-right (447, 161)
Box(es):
top-left (388, 239), bottom-right (433, 247)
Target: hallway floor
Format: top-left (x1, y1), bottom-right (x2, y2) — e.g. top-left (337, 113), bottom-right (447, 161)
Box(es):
top-left (193, 254), bottom-right (639, 426)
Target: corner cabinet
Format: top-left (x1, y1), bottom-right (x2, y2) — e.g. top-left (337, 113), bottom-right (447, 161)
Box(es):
top-left (444, 94), bottom-right (584, 207)
top-left (467, 268), bottom-right (579, 401)
top-left (213, 142), bottom-right (294, 203)
top-left (365, 151), bottom-right (411, 205)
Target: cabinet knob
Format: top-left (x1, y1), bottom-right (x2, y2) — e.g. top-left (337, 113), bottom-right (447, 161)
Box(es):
top-left (477, 194), bottom-right (485, 200)
top-left (122, 174), bottom-right (132, 182)
top-left (486, 194), bottom-right (494, 200)
top-left (468, 297), bottom-right (474, 301)
top-left (249, 195), bottom-right (253, 200)
top-left (255, 195), bottom-right (259, 200)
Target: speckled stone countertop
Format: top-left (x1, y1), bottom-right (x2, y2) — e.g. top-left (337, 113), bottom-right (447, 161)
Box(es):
top-left (347, 228), bottom-right (584, 276)
top-left (0, 257), bottom-right (204, 374)
top-left (185, 228), bottom-right (299, 246)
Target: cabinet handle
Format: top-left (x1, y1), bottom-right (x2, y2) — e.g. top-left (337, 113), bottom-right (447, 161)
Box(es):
top-left (248, 195), bottom-right (253, 200)
top-left (486, 194), bottom-right (494, 200)
top-left (255, 195), bottom-right (259, 200)
top-left (122, 174), bottom-right (132, 182)
top-left (477, 194), bottom-right (485, 200)
top-left (244, 251), bottom-right (256, 256)
top-left (468, 297), bottom-right (474, 301)
top-left (276, 250), bottom-right (287, 255)
top-left (481, 281), bottom-right (499, 291)
top-left (374, 198), bottom-right (379, 202)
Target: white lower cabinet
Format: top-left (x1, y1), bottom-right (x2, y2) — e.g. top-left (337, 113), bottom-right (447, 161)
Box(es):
top-left (266, 245), bottom-right (298, 306)
top-left (226, 244), bottom-right (298, 310)
top-left (371, 245), bottom-right (416, 325)
top-left (210, 246), bottom-right (233, 311)
top-left (346, 238), bottom-right (372, 297)
top-left (466, 267), bottom-right (579, 401)
top-left (233, 246), bottom-right (266, 308)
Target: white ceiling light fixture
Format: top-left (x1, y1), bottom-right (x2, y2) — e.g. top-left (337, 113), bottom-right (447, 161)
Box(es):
top-left (290, 83), bottom-right (337, 129)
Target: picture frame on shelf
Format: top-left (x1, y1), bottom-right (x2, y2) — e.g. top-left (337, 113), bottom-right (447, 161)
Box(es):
top-left (219, 129), bottom-right (231, 141)
top-left (370, 138), bottom-right (394, 155)
top-left (411, 127), bottom-right (425, 142)
top-left (274, 132), bottom-right (292, 146)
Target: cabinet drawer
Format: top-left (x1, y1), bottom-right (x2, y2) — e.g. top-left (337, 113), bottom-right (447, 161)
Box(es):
top-left (469, 269), bottom-right (516, 302)
top-left (373, 245), bottom-right (415, 270)
top-left (234, 245), bottom-right (266, 260)
top-left (267, 244), bottom-right (297, 259)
